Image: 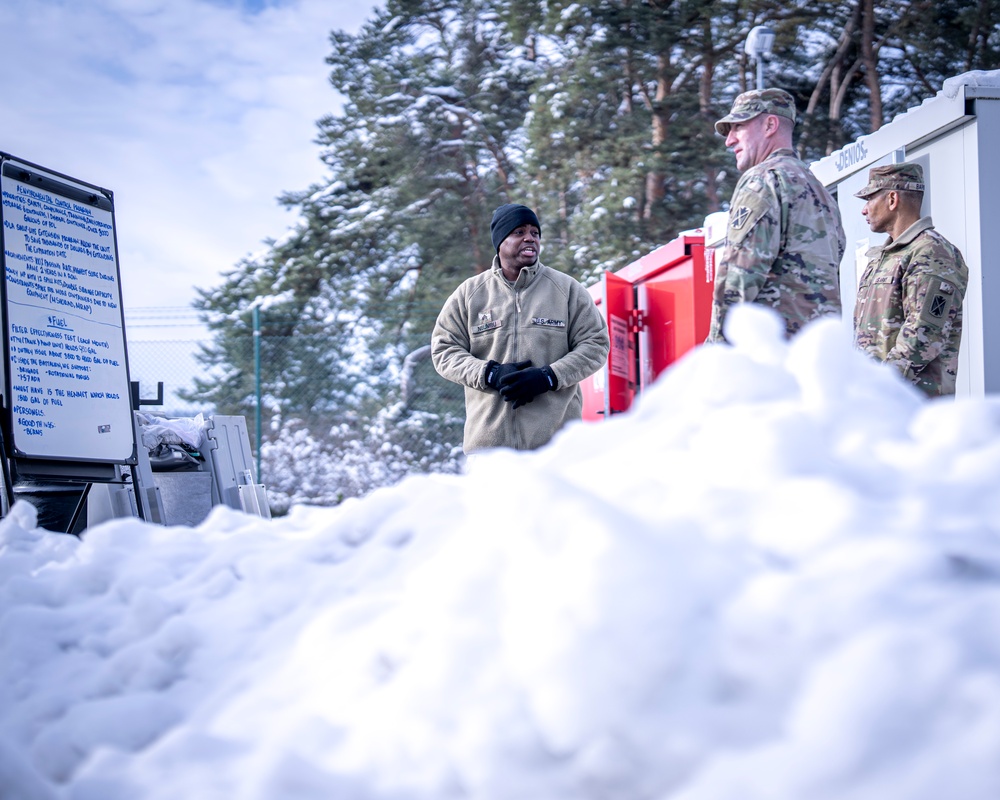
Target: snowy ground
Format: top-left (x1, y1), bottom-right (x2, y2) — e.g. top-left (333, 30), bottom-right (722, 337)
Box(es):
top-left (2, 306), bottom-right (1000, 800)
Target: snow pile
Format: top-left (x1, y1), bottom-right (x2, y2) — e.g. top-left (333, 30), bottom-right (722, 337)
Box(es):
top-left (2, 306), bottom-right (1000, 800)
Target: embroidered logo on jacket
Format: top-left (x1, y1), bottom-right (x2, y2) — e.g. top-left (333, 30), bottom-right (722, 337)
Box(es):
top-left (531, 318), bottom-right (566, 328)
top-left (473, 319), bottom-right (502, 334)
top-left (929, 295), bottom-right (948, 318)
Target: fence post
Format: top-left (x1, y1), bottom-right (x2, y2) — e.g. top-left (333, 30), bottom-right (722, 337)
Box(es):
top-left (253, 306), bottom-right (262, 483)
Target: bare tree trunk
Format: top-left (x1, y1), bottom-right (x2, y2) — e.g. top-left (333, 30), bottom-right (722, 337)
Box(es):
top-left (860, 0), bottom-right (883, 131)
top-left (623, 0), bottom-right (635, 115)
top-left (451, 119), bottom-right (487, 274)
top-left (699, 16), bottom-right (721, 211)
top-left (803, 3), bottom-right (859, 154)
top-left (966, 0), bottom-right (990, 70)
top-left (644, 54), bottom-right (670, 219)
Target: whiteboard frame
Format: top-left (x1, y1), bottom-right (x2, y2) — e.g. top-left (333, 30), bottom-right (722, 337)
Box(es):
top-left (0, 153), bottom-right (137, 475)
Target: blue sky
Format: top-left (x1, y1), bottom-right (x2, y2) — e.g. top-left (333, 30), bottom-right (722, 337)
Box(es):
top-left (0, 0), bottom-right (377, 313)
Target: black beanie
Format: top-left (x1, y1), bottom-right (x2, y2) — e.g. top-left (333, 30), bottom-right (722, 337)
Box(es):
top-left (490, 204), bottom-right (541, 252)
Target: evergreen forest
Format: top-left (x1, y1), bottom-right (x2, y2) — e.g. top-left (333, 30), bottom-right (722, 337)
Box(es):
top-left (185, 0), bottom-right (1000, 510)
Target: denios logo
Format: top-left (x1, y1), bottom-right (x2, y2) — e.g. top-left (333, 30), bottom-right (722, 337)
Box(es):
top-left (836, 139), bottom-right (868, 172)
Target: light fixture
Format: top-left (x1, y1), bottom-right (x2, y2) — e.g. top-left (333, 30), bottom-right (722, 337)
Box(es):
top-left (744, 26), bottom-right (776, 91)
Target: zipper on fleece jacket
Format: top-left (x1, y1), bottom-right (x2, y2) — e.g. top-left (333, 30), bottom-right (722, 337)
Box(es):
top-left (503, 263), bottom-right (535, 451)
top-left (511, 282), bottom-right (524, 449)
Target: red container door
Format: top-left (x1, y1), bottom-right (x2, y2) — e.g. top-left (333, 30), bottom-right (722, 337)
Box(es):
top-left (581, 235), bottom-right (711, 420)
top-left (603, 270), bottom-right (636, 416)
top-left (637, 281), bottom-right (676, 391)
top-left (580, 270), bottom-right (636, 420)
top-left (635, 243), bottom-right (712, 389)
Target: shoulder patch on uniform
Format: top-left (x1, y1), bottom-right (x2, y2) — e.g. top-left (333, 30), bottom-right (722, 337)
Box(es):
top-left (730, 207), bottom-right (751, 230)
top-left (918, 276), bottom-right (958, 327)
top-left (727, 193), bottom-right (770, 245)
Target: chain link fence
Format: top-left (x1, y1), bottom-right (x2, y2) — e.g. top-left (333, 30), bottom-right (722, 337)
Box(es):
top-left (125, 308), bottom-right (215, 417)
top-left (124, 307), bottom-right (466, 513)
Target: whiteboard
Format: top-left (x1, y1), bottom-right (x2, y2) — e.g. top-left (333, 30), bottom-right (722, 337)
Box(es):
top-left (0, 156), bottom-right (135, 464)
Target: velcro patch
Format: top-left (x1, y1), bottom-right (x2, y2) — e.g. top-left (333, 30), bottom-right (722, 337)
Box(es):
top-left (531, 318), bottom-right (566, 328)
top-left (730, 207), bottom-right (751, 230)
top-left (918, 277), bottom-right (956, 327)
top-left (727, 191), bottom-right (770, 245)
top-left (473, 319), bottom-right (503, 334)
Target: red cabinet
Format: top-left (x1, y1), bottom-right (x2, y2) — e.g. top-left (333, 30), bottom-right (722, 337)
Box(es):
top-left (582, 233), bottom-right (713, 421)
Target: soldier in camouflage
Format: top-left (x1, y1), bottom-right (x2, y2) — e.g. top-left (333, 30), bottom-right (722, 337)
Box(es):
top-left (853, 162), bottom-right (969, 397)
top-left (707, 88), bottom-right (845, 342)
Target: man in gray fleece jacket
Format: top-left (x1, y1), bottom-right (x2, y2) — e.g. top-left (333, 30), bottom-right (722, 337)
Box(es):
top-left (432, 203), bottom-right (610, 454)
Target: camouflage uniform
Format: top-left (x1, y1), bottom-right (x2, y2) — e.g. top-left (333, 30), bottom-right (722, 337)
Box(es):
top-left (854, 217), bottom-right (968, 397)
top-left (708, 89), bottom-right (845, 342)
top-left (706, 148), bottom-right (845, 341)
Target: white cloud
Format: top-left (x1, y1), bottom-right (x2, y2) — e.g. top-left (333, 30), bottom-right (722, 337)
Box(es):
top-left (0, 0), bottom-right (377, 311)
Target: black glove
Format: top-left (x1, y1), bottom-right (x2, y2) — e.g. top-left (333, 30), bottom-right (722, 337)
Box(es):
top-left (498, 365), bottom-right (557, 408)
top-left (485, 359), bottom-right (532, 390)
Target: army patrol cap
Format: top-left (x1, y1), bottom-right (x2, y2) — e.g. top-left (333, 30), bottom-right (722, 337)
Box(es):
top-left (854, 163), bottom-right (926, 199)
top-left (715, 88), bottom-right (797, 136)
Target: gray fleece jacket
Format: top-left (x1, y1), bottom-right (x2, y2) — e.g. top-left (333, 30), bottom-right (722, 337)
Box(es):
top-left (432, 258), bottom-right (610, 453)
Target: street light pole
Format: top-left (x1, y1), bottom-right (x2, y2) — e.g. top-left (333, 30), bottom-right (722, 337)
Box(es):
top-left (744, 26), bottom-right (776, 91)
